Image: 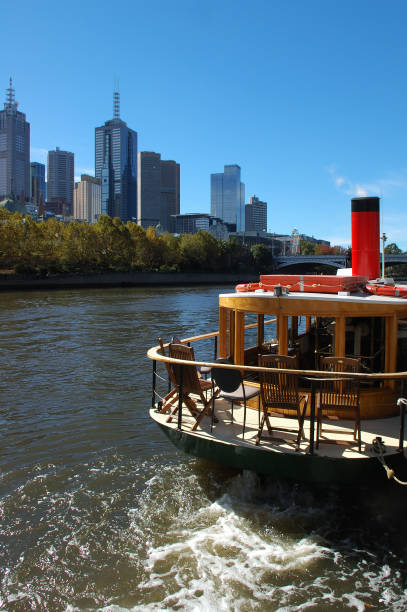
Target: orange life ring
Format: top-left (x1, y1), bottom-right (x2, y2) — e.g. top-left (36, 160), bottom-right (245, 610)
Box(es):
top-left (235, 282), bottom-right (261, 292)
top-left (366, 284), bottom-right (407, 298)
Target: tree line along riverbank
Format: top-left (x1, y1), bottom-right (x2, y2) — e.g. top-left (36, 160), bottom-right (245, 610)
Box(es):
top-left (0, 211), bottom-right (274, 278)
top-left (1, 209), bottom-right (406, 288)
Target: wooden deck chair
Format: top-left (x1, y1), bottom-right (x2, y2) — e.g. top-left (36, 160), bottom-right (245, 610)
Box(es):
top-left (166, 342), bottom-right (219, 431)
top-left (317, 356), bottom-right (361, 451)
top-left (157, 336), bottom-right (211, 414)
top-left (256, 354), bottom-right (307, 448)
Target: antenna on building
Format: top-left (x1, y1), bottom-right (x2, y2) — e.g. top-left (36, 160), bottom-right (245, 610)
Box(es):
top-left (5, 77), bottom-right (15, 110)
top-left (113, 77), bottom-right (120, 119)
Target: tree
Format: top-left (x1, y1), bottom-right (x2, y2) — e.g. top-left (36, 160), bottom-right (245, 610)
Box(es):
top-left (300, 241), bottom-right (316, 255)
top-left (220, 237), bottom-right (252, 272)
top-left (385, 243), bottom-right (402, 255)
top-left (159, 232), bottom-right (181, 271)
top-left (179, 231), bottom-right (221, 272)
top-left (251, 243), bottom-right (273, 272)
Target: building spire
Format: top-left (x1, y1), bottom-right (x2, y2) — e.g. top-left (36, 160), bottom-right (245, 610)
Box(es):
top-left (5, 77), bottom-right (16, 111)
top-left (113, 78), bottom-right (120, 119)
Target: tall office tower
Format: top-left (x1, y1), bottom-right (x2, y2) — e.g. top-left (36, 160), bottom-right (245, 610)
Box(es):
top-left (47, 147), bottom-right (74, 214)
top-left (95, 90), bottom-right (137, 221)
top-left (137, 152), bottom-right (161, 228)
top-left (245, 195), bottom-right (267, 232)
top-left (0, 78), bottom-right (30, 200)
top-left (30, 162), bottom-right (46, 204)
top-left (160, 159), bottom-right (180, 232)
top-left (210, 164), bottom-right (245, 231)
top-left (137, 152), bottom-right (180, 231)
top-left (73, 174), bottom-right (101, 223)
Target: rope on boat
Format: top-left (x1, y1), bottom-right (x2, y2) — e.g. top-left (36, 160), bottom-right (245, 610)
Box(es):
top-left (153, 390), bottom-right (168, 403)
top-left (372, 437), bottom-right (407, 486)
top-left (154, 372), bottom-right (168, 383)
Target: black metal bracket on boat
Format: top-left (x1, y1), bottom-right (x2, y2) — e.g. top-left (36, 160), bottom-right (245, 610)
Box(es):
top-left (152, 360), bottom-right (157, 408)
top-left (308, 379), bottom-right (317, 455)
top-left (302, 377), bottom-right (317, 455)
top-left (177, 364), bottom-right (184, 430)
top-left (398, 390), bottom-right (407, 451)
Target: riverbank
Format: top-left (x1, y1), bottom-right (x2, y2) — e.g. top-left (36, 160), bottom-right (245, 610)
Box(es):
top-left (0, 270), bottom-right (256, 291)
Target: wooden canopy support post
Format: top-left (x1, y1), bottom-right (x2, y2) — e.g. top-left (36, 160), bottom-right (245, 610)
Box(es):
top-left (234, 310), bottom-right (245, 365)
top-left (219, 307), bottom-right (228, 358)
top-left (291, 316), bottom-right (298, 342)
top-left (335, 316), bottom-right (346, 357)
top-left (257, 314), bottom-right (264, 347)
top-left (229, 309), bottom-right (235, 360)
top-left (306, 316), bottom-right (311, 333)
top-left (385, 314), bottom-right (398, 388)
top-left (278, 315), bottom-right (288, 355)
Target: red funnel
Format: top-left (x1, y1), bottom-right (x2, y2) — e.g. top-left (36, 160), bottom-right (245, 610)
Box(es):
top-left (351, 197), bottom-right (380, 280)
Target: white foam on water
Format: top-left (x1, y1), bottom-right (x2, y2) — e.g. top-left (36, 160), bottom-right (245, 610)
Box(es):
top-left (3, 457), bottom-right (407, 611)
top-left (119, 468), bottom-right (407, 611)
top-left (121, 471), bottom-right (336, 610)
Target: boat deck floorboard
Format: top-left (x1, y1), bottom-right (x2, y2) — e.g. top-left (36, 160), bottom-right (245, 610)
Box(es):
top-left (151, 397), bottom-right (403, 460)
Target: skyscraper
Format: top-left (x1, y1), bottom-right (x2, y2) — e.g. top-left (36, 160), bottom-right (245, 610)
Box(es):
top-left (0, 78), bottom-right (30, 200)
top-left (30, 162), bottom-right (46, 204)
top-left (47, 147), bottom-right (74, 214)
top-left (137, 152), bottom-right (161, 228)
top-left (137, 152), bottom-right (180, 231)
top-left (245, 195), bottom-right (267, 232)
top-left (210, 165), bottom-right (245, 231)
top-left (160, 159), bottom-right (180, 232)
top-left (73, 174), bottom-right (101, 223)
top-left (95, 90), bottom-right (137, 221)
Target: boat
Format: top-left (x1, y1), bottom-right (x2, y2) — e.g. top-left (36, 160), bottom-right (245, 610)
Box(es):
top-left (147, 196), bottom-right (407, 486)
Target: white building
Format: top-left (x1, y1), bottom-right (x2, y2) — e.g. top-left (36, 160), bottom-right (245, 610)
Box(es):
top-left (73, 174), bottom-right (101, 223)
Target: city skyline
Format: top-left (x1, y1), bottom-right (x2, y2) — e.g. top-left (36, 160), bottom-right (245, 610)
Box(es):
top-left (3, 1), bottom-right (407, 246)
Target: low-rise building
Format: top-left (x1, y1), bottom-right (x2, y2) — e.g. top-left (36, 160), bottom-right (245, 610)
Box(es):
top-left (172, 213), bottom-right (229, 240)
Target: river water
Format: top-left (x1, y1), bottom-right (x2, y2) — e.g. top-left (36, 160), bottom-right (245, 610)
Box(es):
top-left (0, 285), bottom-right (407, 611)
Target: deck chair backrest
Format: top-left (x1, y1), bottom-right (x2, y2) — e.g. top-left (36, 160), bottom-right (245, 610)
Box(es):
top-left (320, 356), bottom-right (360, 415)
top-left (258, 354), bottom-right (299, 416)
top-left (211, 358), bottom-right (242, 393)
top-left (158, 336), bottom-right (178, 388)
top-left (168, 342), bottom-right (201, 395)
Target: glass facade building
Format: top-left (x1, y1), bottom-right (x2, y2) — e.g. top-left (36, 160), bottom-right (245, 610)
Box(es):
top-left (210, 164), bottom-right (245, 231)
top-left (30, 162), bottom-right (46, 204)
top-left (0, 79), bottom-right (30, 200)
top-left (95, 93), bottom-right (137, 221)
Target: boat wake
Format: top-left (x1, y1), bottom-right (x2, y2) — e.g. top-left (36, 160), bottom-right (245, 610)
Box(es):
top-left (1, 456), bottom-right (407, 611)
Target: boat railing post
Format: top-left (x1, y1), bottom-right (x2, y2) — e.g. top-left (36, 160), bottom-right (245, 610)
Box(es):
top-left (152, 359), bottom-right (157, 408)
top-left (398, 379), bottom-right (406, 450)
top-left (177, 364), bottom-right (184, 430)
top-left (214, 336), bottom-right (218, 360)
top-left (308, 379), bottom-right (316, 455)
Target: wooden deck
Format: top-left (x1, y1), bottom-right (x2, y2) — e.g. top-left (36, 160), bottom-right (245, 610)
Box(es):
top-left (151, 396), bottom-right (403, 460)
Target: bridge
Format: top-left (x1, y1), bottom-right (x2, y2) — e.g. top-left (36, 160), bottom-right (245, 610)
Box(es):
top-left (273, 254), bottom-right (407, 271)
top-left (273, 255), bottom-right (347, 270)
top-left (383, 255), bottom-right (407, 265)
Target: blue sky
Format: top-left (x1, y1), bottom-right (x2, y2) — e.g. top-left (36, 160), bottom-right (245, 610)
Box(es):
top-left (2, 0), bottom-right (407, 247)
